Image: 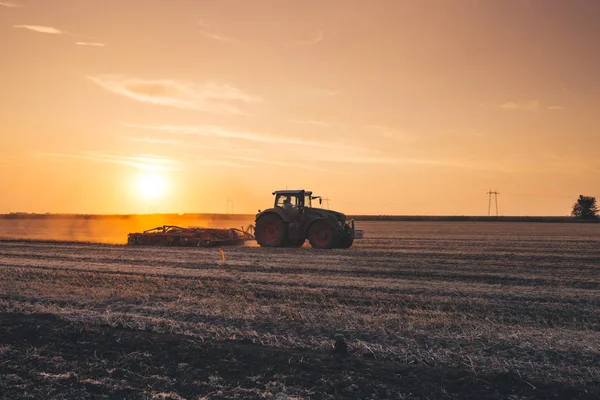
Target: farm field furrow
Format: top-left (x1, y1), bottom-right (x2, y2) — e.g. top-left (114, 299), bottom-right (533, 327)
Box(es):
top-left (1, 221), bottom-right (599, 399)
top-left (2, 242), bottom-right (599, 278)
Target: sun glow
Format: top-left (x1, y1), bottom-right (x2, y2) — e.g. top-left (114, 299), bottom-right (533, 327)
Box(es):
top-left (135, 173), bottom-right (167, 200)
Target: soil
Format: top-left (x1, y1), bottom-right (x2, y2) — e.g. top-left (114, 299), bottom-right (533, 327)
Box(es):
top-left (1, 313), bottom-right (595, 400)
top-left (1, 221), bottom-right (599, 399)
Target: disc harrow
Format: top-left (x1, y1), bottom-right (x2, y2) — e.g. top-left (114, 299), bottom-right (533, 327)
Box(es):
top-left (127, 225), bottom-right (255, 247)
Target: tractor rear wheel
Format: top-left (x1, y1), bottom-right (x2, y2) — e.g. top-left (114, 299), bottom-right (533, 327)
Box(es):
top-left (256, 214), bottom-right (287, 247)
top-left (338, 234), bottom-right (354, 248)
top-left (338, 225), bottom-right (354, 248)
top-left (308, 220), bottom-right (339, 249)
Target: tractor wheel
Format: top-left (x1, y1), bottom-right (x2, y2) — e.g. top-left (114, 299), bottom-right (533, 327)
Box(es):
top-left (256, 214), bottom-right (287, 247)
top-left (338, 226), bottom-right (354, 248)
top-left (308, 220), bottom-right (339, 249)
top-left (338, 234), bottom-right (354, 249)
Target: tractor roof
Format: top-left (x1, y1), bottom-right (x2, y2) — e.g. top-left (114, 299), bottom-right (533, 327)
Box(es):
top-left (272, 190), bottom-right (312, 196)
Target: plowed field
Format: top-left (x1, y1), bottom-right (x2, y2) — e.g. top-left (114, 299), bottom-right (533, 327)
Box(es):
top-left (1, 221), bottom-right (599, 399)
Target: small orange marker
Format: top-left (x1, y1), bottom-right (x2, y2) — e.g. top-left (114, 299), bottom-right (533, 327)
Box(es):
top-left (219, 248), bottom-right (226, 261)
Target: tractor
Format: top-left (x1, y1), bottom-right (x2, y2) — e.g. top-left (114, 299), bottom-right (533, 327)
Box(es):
top-left (254, 190), bottom-right (359, 249)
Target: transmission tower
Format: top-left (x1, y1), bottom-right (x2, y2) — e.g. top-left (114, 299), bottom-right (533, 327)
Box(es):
top-left (486, 189), bottom-right (499, 216)
top-left (226, 199), bottom-right (234, 214)
top-left (322, 197), bottom-right (331, 209)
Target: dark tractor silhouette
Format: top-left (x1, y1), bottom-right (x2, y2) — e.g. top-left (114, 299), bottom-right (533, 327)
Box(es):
top-left (254, 190), bottom-right (357, 249)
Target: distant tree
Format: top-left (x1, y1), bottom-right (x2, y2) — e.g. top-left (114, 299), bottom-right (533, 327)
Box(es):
top-left (571, 195), bottom-right (598, 219)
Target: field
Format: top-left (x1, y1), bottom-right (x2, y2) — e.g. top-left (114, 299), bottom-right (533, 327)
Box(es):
top-left (1, 220), bottom-right (599, 399)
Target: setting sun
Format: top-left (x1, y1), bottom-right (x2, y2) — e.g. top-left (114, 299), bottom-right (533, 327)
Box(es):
top-left (135, 173), bottom-right (167, 200)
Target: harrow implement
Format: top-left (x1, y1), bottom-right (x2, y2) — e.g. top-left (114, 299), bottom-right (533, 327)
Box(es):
top-left (127, 225), bottom-right (255, 247)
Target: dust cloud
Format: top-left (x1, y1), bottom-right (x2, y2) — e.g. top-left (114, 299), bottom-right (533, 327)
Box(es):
top-left (0, 215), bottom-right (255, 244)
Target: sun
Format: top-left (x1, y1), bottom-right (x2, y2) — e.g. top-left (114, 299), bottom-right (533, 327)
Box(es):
top-left (135, 173), bottom-right (167, 200)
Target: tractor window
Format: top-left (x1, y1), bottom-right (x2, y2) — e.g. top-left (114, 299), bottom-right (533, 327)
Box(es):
top-left (305, 195), bottom-right (312, 208)
top-left (276, 195), bottom-right (298, 209)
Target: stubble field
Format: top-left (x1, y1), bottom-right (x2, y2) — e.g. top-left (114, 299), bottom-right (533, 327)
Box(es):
top-left (0, 221), bottom-right (599, 399)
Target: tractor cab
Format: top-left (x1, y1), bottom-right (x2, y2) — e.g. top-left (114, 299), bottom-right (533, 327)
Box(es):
top-left (273, 190), bottom-right (322, 211)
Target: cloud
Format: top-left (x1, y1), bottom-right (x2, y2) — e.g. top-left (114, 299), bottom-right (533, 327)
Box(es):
top-left (0, 1), bottom-right (19, 7)
top-left (309, 154), bottom-right (446, 165)
top-left (364, 124), bottom-right (416, 141)
top-left (40, 152), bottom-right (181, 171)
top-left (289, 119), bottom-right (335, 128)
top-left (313, 88), bottom-right (337, 97)
top-left (199, 31), bottom-right (238, 42)
top-left (14, 25), bottom-right (63, 34)
top-left (295, 30), bottom-right (324, 45)
top-left (198, 19), bottom-right (239, 43)
top-left (122, 122), bottom-right (350, 149)
top-left (187, 156), bottom-right (252, 169)
top-left (500, 100), bottom-right (540, 111)
top-left (76, 42), bottom-right (106, 47)
top-left (124, 134), bottom-right (260, 153)
top-left (223, 155), bottom-right (343, 174)
top-left (125, 137), bottom-right (183, 145)
top-left (500, 101), bottom-right (566, 112)
top-left (88, 75), bottom-right (260, 114)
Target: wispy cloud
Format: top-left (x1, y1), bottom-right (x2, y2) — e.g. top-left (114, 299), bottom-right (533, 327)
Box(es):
top-left (122, 122), bottom-right (349, 149)
top-left (500, 100), bottom-right (540, 111)
top-left (312, 88), bottom-right (337, 97)
top-left (200, 31), bottom-right (237, 42)
top-left (224, 155), bottom-right (343, 174)
top-left (76, 42), bottom-right (106, 47)
top-left (198, 19), bottom-right (239, 43)
top-left (364, 124), bottom-right (417, 142)
top-left (295, 30), bottom-right (324, 45)
top-left (123, 134), bottom-right (259, 153)
top-left (308, 154), bottom-right (446, 165)
top-left (289, 119), bottom-right (336, 128)
top-left (548, 105), bottom-right (565, 111)
top-left (88, 75), bottom-right (260, 114)
top-left (0, 155), bottom-right (21, 168)
top-left (40, 152), bottom-right (181, 171)
top-left (188, 156), bottom-right (252, 169)
top-left (125, 137), bottom-right (183, 145)
top-left (0, 1), bottom-right (19, 7)
top-left (14, 25), bottom-right (63, 34)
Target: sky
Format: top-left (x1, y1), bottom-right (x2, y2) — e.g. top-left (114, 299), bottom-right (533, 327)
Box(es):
top-left (1, 0), bottom-right (599, 216)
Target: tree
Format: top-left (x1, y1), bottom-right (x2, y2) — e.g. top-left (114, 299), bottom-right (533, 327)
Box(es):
top-left (571, 195), bottom-right (598, 219)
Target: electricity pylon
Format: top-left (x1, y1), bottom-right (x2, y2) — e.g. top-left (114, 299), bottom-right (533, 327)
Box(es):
top-left (487, 190), bottom-right (499, 216)
top-left (226, 199), bottom-right (234, 214)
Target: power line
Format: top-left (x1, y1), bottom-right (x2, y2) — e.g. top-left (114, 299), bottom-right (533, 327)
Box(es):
top-left (503, 193), bottom-right (573, 199)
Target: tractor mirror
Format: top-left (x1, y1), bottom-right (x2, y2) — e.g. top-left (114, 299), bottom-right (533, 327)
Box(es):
top-left (319, 198), bottom-right (322, 205)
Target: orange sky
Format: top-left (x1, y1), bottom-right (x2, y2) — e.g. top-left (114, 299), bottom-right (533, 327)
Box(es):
top-left (1, 0), bottom-right (599, 215)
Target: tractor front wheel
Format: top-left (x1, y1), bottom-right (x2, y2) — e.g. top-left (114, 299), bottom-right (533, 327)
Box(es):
top-left (308, 220), bottom-right (338, 249)
top-left (256, 214), bottom-right (287, 247)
